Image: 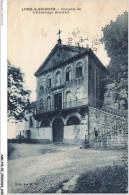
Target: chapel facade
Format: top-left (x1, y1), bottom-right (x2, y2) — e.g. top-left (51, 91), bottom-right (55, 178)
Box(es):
top-left (32, 37), bottom-right (109, 144)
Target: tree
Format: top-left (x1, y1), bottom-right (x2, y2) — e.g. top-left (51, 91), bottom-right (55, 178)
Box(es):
top-left (8, 60), bottom-right (31, 121)
top-left (101, 12), bottom-right (128, 109)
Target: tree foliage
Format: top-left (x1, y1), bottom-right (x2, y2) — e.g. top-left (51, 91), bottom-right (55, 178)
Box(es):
top-left (101, 12), bottom-right (128, 107)
top-left (8, 60), bottom-right (31, 121)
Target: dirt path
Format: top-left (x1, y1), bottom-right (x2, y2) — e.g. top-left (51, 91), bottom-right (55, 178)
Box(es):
top-left (8, 143), bottom-right (125, 193)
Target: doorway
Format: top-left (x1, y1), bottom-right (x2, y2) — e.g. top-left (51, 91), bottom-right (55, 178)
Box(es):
top-left (26, 130), bottom-right (31, 139)
top-left (53, 118), bottom-right (64, 142)
top-left (55, 93), bottom-right (62, 110)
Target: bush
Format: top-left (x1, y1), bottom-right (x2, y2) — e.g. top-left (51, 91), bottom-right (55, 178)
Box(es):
top-left (74, 166), bottom-right (128, 193)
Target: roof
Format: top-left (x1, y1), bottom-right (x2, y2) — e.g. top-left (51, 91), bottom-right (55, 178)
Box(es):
top-left (34, 44), bottom-right (108, 76)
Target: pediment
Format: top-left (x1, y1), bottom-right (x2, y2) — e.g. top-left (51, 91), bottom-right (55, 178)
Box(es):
top-left (35, 44), bottom-right (87, 76)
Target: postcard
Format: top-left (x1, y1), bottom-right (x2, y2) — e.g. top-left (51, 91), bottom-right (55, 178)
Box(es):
top-left (1, 0), bottom-right (128, 194)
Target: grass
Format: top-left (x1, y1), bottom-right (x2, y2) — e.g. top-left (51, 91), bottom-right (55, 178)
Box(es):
top-left (8, 143), bottom-right (15, 159)
top-left (73, 165), bottom-right (128, 193)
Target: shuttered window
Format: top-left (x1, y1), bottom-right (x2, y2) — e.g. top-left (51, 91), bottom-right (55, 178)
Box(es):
top-left (66, 67), bottom-right (72, 81)
top-left (47, 75), bottom-right (51, 88)
top-left (40, 77), bottom-right (44, 90)
top-left (76, 62), bottom-right (82, 78)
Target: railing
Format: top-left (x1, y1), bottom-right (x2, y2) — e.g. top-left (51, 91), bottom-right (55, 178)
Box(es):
top-left (63, 98), bottom-right (88, 109)
top-left (36, 105), bottom-right (55, 114)
top-left (36, 97), bottom-right (88, 114)
top-left (36, 97), bottom-right (128, 118)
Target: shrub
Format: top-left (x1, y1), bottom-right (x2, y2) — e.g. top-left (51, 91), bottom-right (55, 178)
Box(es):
top-left (74, 166), bottom-right (128, 193)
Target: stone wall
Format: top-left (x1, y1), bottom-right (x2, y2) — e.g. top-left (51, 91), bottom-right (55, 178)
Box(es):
top-left (88, 106), bottom-right (128, 148)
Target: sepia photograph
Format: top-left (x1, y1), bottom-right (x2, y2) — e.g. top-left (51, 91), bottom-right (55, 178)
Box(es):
top-left (7, 1), bottom-right (128, 194)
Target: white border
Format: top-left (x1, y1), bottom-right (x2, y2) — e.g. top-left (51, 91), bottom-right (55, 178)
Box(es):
top-left (1, 0), bottom-right (7, 194)
top-left (0, 0), bottom-right (128, 195)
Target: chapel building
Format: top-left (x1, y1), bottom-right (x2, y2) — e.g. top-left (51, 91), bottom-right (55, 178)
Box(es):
top-left (33, 36), bottom-right (109, 144)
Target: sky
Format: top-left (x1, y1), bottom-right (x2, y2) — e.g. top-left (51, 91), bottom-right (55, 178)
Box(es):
top-left (8, 1), bottom-right (128, 102)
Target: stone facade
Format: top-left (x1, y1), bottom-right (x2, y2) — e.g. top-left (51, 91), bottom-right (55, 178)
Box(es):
top-left (32, 43), bottom-right (108, 145)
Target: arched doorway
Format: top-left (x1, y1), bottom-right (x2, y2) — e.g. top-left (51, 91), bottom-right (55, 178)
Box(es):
top-left (52, 118), bottom-right (64, 142)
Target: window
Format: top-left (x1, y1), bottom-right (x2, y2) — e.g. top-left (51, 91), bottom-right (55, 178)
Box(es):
top-left (55, 71), bottom-right (61, 86)
top-left (66, 91), bottom-right (72, 102)
top-left (66, 91), bottom-right (72, 108)
top-left (47, 96), bottom-right (51, 111)
top-left (76, 62), bottom-right (82, 78)
top-left (67, 116), bottom-right (80, 125)
top-left (47, 75), bottom-right (51, 88)
top-left (66, 67), bottom-right (72, 81)
top-left (76, 87), bottom-right (82, 100)
top-left (40, 98), bottom-right (43, 110)
top-left (40, 77), bottom-right (44, 90)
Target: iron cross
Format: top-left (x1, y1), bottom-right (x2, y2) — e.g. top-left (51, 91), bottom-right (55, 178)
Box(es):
top-left (57, 30), bottom-right (62, 39)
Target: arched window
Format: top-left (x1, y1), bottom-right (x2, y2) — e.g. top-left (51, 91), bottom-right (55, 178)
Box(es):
top-left (76, 87), bottom-right (82, 100)
top-left (55, 71), bottom-right (61, 86)
top-left (66, 66), bottom-right (72, 81)
top-left (66, 91), bottom-right (72, 102)
top-left (40, 98), bottom-right (43, 110)
top-left (66, 91), bottom-right (72, 108)
top-left (47, 75), bottom-right (51, 88)
top-left (67, 116), bottom-right (80, 125)
top-left (47, 96), bottom-right (51, 111)
top-left (76, 62), bottom-right (82, 78)
top-left (40, 77), bottom-right (44, 90)
top-left (40, 119), bottom-right (50, 127)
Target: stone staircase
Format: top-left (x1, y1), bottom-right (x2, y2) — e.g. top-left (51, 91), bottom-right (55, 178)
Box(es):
top-left (89, 127), bottom-right (128, 149)
top-left (88, 104), bottom-right (128, 149)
